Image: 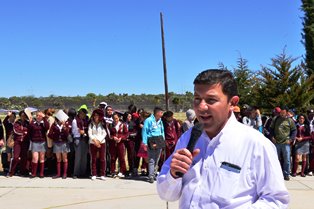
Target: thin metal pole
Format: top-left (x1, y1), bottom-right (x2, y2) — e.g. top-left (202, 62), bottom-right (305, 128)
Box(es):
top-left (160, 12), bottom-right (169, 111)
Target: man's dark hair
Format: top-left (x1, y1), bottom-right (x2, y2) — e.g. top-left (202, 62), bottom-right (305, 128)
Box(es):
top-left (163, 110), bottom-right (173, 118)
top-left (154, 107), bottom-right (163, 115)
top-left (128, 104), bottom-right (137, 114)
top-left (193, 69), bottom-right (238, 100)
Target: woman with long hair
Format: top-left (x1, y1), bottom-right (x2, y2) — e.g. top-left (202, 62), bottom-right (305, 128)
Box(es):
top-left (292, 114), bottom-right (312, 177)
top-left (88, 109), bottom-right (108, 180)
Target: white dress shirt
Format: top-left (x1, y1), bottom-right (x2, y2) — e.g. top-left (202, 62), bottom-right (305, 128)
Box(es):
top-left (157, 113), bottom-right (289, 209)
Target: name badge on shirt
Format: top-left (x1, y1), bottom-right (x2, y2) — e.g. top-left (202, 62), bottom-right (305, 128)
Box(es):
top-left (220, 162), bottom-right (241, 173)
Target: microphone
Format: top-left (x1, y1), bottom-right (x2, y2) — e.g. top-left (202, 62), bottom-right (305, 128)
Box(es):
top-left (176, 123), bottom-right (203, 177)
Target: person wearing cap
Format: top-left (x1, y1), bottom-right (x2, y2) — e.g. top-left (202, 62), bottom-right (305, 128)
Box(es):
top-left (28, 111), bottom-right (50, 178)
top-left (142, 107), bottom-right (165, 183)
top-left (48, 110), bottom-right (70, 179)
top-left (99, 102), bottom-right (107, 110)
top-left (182, 109), bottom-right (196, 133)
top-left (157, 69), bottom-right (289, 208)
top-left (88, 109), bottom-right (109, 180)
top-left (8, 110), bottom-right (32, 177)
top-left (270, 107), bottom-right (297, 181)
top-left (273, 107), bottom-right (281, 116)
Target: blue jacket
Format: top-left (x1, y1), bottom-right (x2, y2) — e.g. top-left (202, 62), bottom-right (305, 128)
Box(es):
top-left (142, 114), bottom-right (165, 145)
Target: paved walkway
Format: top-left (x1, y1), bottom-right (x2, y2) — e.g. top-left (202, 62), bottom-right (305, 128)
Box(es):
top-left (0, 174), bottom-right (313, 209)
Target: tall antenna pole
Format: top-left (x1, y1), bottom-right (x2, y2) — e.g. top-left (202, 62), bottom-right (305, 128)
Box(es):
top-left (160, 12), bottom-right (169, 111)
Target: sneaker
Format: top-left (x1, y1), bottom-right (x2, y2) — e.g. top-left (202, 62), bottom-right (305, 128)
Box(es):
top-left (6, 173), bottom-right (13, 178)
top-left (91, 176), bottom-right (97, 180)
top-left (284, 176), bottom-right (290, 181)
top-left (52, 175), bottom-right (61, 179)
top-left (100, 176), bottom-right (106, 181)
top-left (148, 177), bottom-right (154, 184)
top-left (117, 172), bottom-right (125, 178)
top-left (307, 171), bottom-right (313, 176)
top-left (141, 170), bottom-right (147, 176)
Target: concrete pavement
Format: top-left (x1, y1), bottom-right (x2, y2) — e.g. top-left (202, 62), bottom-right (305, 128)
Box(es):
top-left (0, 174), bottom-right (313, 209)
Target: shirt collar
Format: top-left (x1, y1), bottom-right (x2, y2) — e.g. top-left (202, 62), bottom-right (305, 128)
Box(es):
top-left (204, 112), bottom-right (237, 145)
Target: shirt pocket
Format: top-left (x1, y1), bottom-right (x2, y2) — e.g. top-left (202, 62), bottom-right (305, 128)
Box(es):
top-left (211, 167), bottom-right (240, 205)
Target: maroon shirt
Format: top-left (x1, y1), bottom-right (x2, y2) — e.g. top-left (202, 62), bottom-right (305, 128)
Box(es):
top-left (163, 119), bottom-right (181, 142)
top-left (109, 122), bottom-right (128, 141)
top-left (3, 116), bottom-right (14, 140)
top-left (48, 122), bottom-right (69, 143)
top-left (28, 118), bottom-right (49, 143)
top-left (296, 124), bottom-right (312, 141)
top-left (75, 115), bottom-right (89, 136)
top-left (13, 119), bottom-right (29, 142)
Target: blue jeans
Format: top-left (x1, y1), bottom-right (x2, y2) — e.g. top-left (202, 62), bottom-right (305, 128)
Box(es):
top-left (275, 143), bottom-right (291, 177)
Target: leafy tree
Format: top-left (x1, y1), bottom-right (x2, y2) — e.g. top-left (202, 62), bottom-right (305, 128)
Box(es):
top-left (172, 97), bottom-right (182, 112)
top-left (257, 50), bottom-right (314, 110)
top-left (232, 56), bottom-right (256, 106)
top-left (0, 97), bottom-right (11, 109)
top-left (301, 0), bottom-right (314, 78)
top-left (86, 93), bottom-right (97, 108)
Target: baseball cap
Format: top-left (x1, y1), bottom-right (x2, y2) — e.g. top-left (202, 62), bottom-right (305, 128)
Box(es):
top-left (273, 107), bottom-right (281, 113)
top-left (233, 106), bottom-right (241, 113)
top-left (99, 102), bottom-right (107, 108)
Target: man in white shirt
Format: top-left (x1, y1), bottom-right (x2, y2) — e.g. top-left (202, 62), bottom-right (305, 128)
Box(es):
top-left (157, 69), bottom-right (289, 209)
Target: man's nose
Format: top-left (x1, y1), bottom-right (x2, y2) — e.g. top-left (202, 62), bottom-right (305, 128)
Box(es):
top-left (198, 99), bottom-right (209, 110)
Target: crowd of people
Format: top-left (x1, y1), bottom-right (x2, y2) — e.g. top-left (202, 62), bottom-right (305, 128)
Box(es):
top-left (0, 103), bottom-right (195, 183)
top-left (233, 104), bottom-right (314, 180)
top-left (1, 98), bottom-right (313, 185)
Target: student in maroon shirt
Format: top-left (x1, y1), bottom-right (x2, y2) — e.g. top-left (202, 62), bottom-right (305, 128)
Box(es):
top-left (48, 114), bottom-right (70, 179)
top-left (160, 111), bottom-right (181, 167)
top-left (109, 113), bottom-right (128, 177)
top-left (8, 110), bottom-right (31, 177)
top-left (123, 111), bottom-right (139, 176)
top-left (28, 111), bottom-right (49, 178)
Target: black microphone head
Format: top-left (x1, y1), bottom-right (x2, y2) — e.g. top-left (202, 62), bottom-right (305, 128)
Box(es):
top-left (186, 123), bottom-right (203, 153)
top-left (175, 123), bottom-right (203, 178)
top-left (192, 123), bottom-right (203, 135)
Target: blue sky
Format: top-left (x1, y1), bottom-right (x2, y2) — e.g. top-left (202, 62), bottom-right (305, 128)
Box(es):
top-left (0, 0), bottom-right (304, 98)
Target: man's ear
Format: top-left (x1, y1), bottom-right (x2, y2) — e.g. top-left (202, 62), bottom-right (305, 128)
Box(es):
top-left (230, 96), bottom-right (239, 107)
